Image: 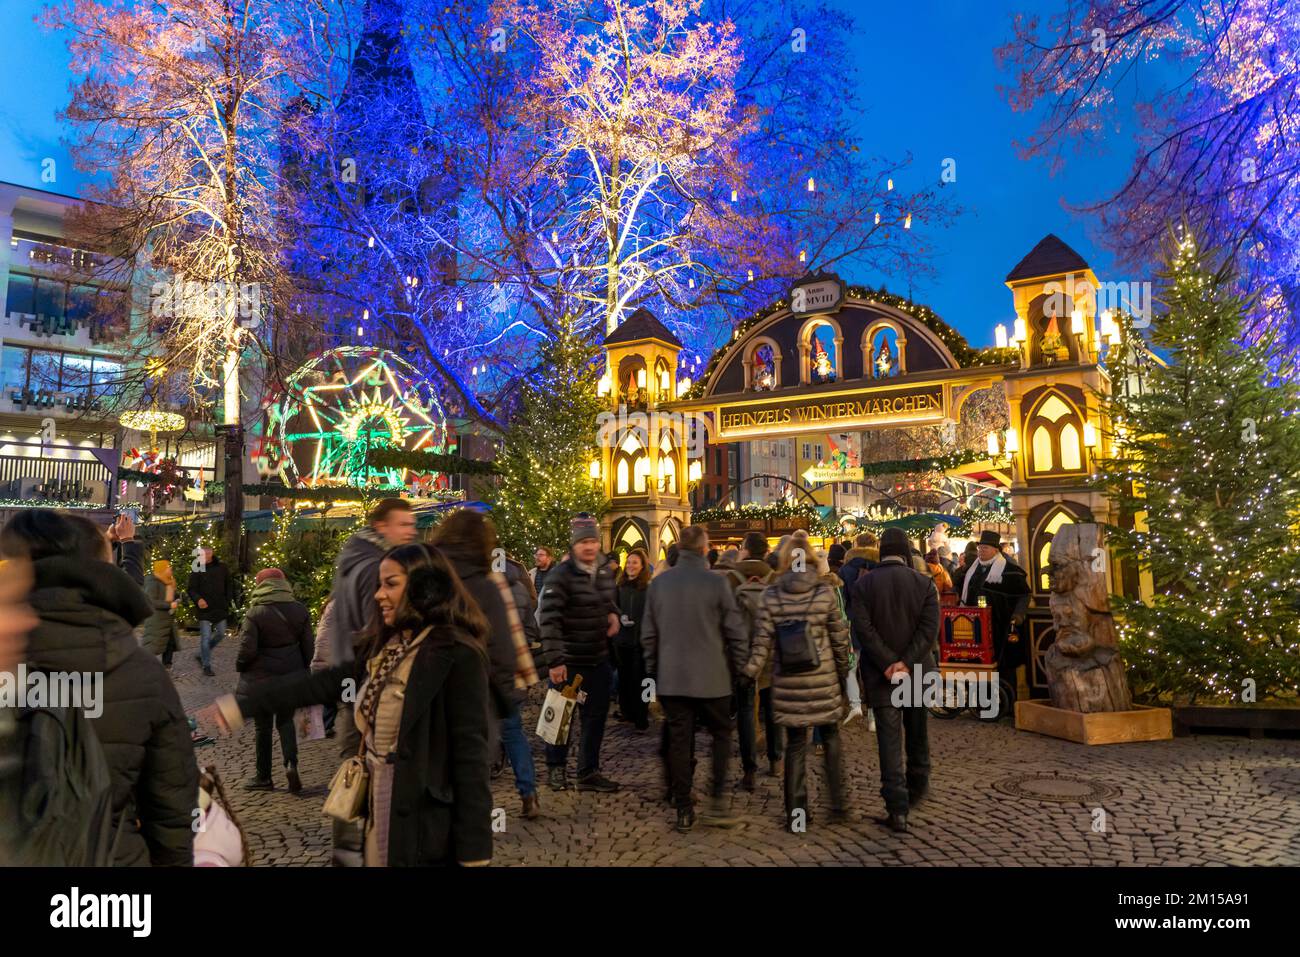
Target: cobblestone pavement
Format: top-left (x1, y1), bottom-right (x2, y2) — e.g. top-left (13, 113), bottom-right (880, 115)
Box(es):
top-left (173, 630), bottom-right (1300, 867)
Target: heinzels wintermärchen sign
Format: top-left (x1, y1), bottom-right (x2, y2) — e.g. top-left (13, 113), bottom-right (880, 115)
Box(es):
top-left (715, 385), bottom-right (945, 439)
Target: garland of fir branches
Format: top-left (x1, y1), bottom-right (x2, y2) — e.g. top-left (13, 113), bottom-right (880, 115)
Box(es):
top-left (364, 447), bottom-right (498, 476)
top-left (690, 500), bottom-right (839, 536)
top-left (857, 448), bottom-right (990, 477)
top-left (241, 483), bottom-right (403, 503)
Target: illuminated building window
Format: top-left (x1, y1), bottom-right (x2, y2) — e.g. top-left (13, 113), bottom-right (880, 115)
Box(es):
top-left (1027, 391), bottom-right (1085, 475)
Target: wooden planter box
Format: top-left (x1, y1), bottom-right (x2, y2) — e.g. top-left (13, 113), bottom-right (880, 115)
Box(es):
top-left (1015, 699), bottom-right (1173, 745)
top-left (1172, 705), bottom-right (1300, 739)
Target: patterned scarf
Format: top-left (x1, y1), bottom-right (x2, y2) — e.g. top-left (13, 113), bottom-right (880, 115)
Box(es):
top-left (358, 626), bottom-right (429, 732)
top-left (491, 572), bottom-right (538, 690)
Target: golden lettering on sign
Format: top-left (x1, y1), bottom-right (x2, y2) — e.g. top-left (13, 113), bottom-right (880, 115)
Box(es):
top-left (718, 391), bottom-right (942, 434)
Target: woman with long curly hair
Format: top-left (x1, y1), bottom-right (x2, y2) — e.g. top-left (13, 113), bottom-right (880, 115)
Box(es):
top-left (210, 544), bottom-right (494, 866)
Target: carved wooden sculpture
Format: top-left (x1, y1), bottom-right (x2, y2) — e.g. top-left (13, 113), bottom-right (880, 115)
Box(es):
top-left (1045, 524), bottom-right (1132, 713)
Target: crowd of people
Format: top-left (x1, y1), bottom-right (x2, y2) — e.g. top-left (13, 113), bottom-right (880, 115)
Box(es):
top-left (0, 499), bottom-right (1031, 866)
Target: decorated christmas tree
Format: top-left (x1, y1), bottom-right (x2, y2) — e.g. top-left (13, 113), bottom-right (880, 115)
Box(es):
top-left (1096, 232), bottom-right (1300, 703)
top-left (489, 327), bottom-right (608, 560)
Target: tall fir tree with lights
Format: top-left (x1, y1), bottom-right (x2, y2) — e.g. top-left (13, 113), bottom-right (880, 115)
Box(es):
top-left (489, 327), bottom-right (607, 560)
top-left (1096, 233), bottom-right (1300, 703)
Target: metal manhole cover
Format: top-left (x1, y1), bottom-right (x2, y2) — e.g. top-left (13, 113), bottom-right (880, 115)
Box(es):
top-left (992, 773), bottom-right (1118, 804)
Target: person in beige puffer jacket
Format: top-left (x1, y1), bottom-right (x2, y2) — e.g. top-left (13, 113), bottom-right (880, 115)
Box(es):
top-left (743, 531), bottom-right (851, 830)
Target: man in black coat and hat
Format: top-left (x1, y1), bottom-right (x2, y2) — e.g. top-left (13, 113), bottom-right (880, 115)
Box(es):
top-left (955, 530), bottom-right (1030, 688)
top-left (849, 527), bottom-right (939, 833)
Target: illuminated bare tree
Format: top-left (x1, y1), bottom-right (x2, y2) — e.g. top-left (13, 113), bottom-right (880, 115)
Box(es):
top-left (43, 0), bottom-right (356, 554)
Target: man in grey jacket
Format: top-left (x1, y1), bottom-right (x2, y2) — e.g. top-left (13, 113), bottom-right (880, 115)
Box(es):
top-left (641, 524), bottom-right (748, 833)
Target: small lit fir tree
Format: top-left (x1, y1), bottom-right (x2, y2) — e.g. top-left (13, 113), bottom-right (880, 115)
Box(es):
top-left (254, 506), bottom-right (364, 624)
top-left (489, 326), bottom-right (607, 560)
top-left (1096, 233), bottom-right (1300, 704)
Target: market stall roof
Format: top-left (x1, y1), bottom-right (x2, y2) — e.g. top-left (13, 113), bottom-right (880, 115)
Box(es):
top-left (944, 459), bottom-right (1011, 489)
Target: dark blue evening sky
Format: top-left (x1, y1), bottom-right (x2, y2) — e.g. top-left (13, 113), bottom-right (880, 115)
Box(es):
top-left (0, 0), bottom-right (1138, 348)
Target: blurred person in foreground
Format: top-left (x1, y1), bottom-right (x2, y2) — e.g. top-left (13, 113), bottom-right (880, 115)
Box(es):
top-left (1, 509), bottom-right (195, 865)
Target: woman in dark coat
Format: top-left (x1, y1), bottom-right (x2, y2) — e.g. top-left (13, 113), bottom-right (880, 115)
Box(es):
top-left (614, 548), bottom-right (650, 730)
top-left (1, 509), bottom-right (197, 866)
top-left (211, 544), bottom-right (494, 866)
top-left (235, 567), bottom-right (313, 792)
top-left (432, 510), bottom-right (540, 819)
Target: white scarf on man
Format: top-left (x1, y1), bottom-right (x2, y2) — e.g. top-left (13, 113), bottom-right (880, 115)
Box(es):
top-left (961, 553), bottom-right (1006, 604)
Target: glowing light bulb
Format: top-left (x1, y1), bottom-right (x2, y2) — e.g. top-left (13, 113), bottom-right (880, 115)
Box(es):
top-left (987, 432), bottom-right (1000, 457)
top-left (730, 189), bottom-right (738, 202)
top-left (995, 324), bottom-right (1008, 348)
top-left (807, 177), bottom-right (815, 192)
top-left (1004, 428), bottom-right (1019, 453)
top-left (904, 213), bottom-right (911, 229)
top-left (887, 178), bottom-right (894, 190)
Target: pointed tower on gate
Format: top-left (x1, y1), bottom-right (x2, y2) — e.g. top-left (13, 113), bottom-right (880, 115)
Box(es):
top-left (596, 309), bottom-right (693, 562)
top-left (1000, 235), bottom-right (1118, 697)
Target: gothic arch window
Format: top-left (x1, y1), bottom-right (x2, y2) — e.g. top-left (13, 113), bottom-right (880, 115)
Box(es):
top-left (1031, 504), bottom-right (1088, 592)
top-left (653, 358), bottom-right (672, 403)
top-left (613, 430), bottom-right (647, 495)
top-left (613, 518), bottom-right (647, 553)
top-left (658, 518), bottom-right (681, 563)
top-left (862, 322), bottom-right (905, 379)
top-left (658, 430), bottom-right (678, 495)
top-left (616, 355), bottom-right (648, 408)
top-left (798, 317), bottom-right (843, 384)
top-left (1027, 293), bottom-right (1080, 366)
top-left (746, 337), bottom-right (783, 392)
top-left (1026, 391), bottom-right (1085, 475)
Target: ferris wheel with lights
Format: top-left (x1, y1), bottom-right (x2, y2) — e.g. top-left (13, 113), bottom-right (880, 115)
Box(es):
top-left (262, 347), bottom-right (450, 488)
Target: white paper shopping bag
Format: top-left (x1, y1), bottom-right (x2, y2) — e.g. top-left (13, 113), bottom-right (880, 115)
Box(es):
top-left (535, 687), bottom-right (578, 745)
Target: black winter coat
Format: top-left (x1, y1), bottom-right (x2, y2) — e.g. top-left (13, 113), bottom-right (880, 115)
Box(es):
top-left (235, 598), bottom-right (313, 696)
top-left (186, 556), bottom-right (233, 622)
top-left (113, 540), bottom-right (145, 586)
top-left (849, 556), bottom-right (940, 707)
top-left (439, 542), bottom-right (520, 714)
top-left (234, 626), bottom-right (494, 866)
top-left (25, 557), bottom-right (197, 866)
top-left (615, 582), bottom-right (647, 650)
top-left (956, 557), bottom-right (1031, 669)
top-left (538, 558), bottom-right (618, 669)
